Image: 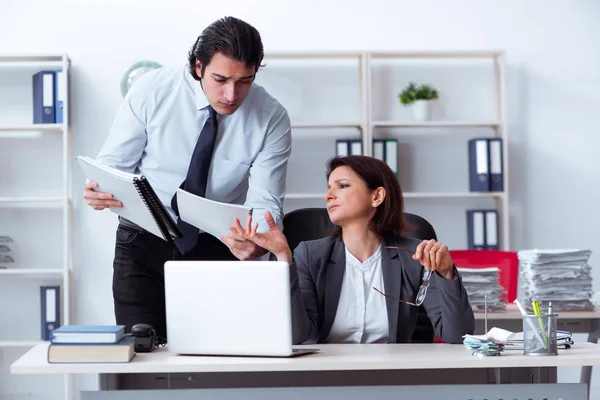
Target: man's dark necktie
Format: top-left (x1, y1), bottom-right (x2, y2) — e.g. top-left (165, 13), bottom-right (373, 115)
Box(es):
top-left (171, 105), bottom-right (218, 255)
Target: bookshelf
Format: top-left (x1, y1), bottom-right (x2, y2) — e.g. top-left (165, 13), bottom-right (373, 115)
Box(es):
top-left (259, 50), bottom-right (509, 251)
top-left (0, 54), bottom-right (73, 400)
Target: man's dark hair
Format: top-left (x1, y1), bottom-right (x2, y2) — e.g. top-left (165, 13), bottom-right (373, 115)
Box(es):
top-left (188, 16), bottom-right (264, 81)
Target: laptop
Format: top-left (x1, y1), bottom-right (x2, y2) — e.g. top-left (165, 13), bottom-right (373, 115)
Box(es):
top-left (164, 260), bottom-right (319, 357)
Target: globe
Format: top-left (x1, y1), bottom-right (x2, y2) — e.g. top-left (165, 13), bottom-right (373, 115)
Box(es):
top-left (120, 60), bottom-right (163, 97)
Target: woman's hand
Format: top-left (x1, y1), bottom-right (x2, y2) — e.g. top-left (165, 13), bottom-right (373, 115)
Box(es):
top-left (413, 239), bottom-right (455, 280)
top-left (230, 210), bottom-right (293, 264)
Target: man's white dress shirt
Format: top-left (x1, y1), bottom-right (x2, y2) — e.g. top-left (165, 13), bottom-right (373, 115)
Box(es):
top-left (96, 65), bottom-right (292, 232)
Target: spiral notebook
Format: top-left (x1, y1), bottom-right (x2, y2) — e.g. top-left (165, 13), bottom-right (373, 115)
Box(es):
top-left (76, 156), bottom-right (181, 242)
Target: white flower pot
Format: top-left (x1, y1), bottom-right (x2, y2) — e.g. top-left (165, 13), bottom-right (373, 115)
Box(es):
top-left (412, 100), bottom-right (431, 122)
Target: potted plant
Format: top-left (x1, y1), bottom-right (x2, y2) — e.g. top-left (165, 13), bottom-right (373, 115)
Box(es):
top-left (398, 82), bottom-right (439, 122)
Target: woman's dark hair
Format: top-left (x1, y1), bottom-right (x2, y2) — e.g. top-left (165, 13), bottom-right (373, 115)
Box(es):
top-left (326, 155), bottom-right (409, 239)
top-left (188, 16), bottom-right (264, 81)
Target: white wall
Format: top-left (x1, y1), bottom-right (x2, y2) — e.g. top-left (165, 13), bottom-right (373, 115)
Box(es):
top-left (1, 0), bottom-right (599, 397)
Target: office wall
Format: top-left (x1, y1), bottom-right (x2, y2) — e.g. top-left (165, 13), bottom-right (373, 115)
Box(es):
top-left (1, 0), bottom-right (599, 398)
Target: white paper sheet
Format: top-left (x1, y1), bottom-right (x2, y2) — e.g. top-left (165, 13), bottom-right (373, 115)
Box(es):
top-left (176, 188), bottom-right (251, 240)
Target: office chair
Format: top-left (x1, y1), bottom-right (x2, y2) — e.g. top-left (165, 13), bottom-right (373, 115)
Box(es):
top-left (279, 207), bottom-right (437, 343)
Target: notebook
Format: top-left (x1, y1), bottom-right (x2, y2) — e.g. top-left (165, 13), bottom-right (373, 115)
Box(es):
top-left (51, 325), bottom-right (126, 344)
top-left (77, 156), bottom-right (181, 242)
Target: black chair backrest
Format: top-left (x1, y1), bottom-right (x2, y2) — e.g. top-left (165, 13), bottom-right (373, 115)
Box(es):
top-left (280, 207), bottom-right (436, 343)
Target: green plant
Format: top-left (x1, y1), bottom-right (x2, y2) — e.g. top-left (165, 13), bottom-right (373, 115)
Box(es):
top-left (398, 82), bottom-right (439, 105)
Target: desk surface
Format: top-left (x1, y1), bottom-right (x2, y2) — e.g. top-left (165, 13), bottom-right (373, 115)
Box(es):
top-left (11, 342), bottom-right (600, 375)
top-left (473, 304), bottom-right (600, 320)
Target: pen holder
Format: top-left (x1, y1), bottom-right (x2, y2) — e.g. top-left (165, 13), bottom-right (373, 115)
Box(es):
top-left (522, 314), bottom-right (558, 356)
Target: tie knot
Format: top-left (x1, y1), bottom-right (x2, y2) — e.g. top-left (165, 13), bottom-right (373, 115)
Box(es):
top-left (207, 106), bottom-right (217, 120)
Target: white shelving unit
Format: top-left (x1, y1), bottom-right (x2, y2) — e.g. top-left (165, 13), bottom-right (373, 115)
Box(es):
top-left (263, 50), bottom-right (509, 250)
top-left (0, 54), bottom-right (73, 400)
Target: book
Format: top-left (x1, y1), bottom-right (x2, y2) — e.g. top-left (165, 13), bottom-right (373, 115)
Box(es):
top-left (51, 325), bottom-right (126, 344)
top-left (176, 188), bottom-right (251, 240)
top-left (47, 335), bottom-right (135, 363)
top-left (76, 156), bottom-right (182, 242)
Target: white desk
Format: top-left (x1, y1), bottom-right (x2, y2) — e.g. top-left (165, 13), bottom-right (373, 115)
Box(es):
top-left (11, 342), bottom-right (600, 395)
top-left (474, 304), bottom-right (600, 392)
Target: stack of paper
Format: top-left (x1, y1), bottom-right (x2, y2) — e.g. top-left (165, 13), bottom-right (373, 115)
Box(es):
top-left (462, 334), bottom-right (504, 357)
top-left (464, 327), bottom-right (574, 350)
top-left (0, 236), bottom-right (14, 268)
top-left (457, 267), bottom-right (507, 312)
top-left (518, 249), bottom-right (594, 311)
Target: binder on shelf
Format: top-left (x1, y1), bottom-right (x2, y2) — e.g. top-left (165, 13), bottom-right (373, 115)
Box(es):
top-left (484, 209), bottom-right (499, 250)
top-left (335, 139), bottom-right (363, 157)
top-left (349, 139), bottom-right (363, 155)
top-left (32, 70), bottom-right (55, 124)
top-left (41, 285), bottom-right (60, 341)
top-left (372, 139), bottom-right (398, 174)
top-left (384, 138), bottom-right (398, 174)
top-left (76, 156), bottom-right (182, 242)
top-left (468, 138), bottom-right (490, 192)
top-left (373, 139), bottom-right (385, 161)
top-left (54, 70), bottom-right (66, 124)
top-left (466, 210), bottom-right (486, 250)
top-left (488, 138), bottom-right (503, 192)
top-left (336, 140), bottom-right (349, 156)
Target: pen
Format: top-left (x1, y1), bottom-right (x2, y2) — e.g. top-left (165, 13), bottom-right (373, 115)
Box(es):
top-left (514, 299), bottom-right (547, 350)
top-left (547, 302), bottom-right (553, 348)
top-left (248, 208), bottom-right (253, 217)
top-left (532, 300), bottom-right (548, 349)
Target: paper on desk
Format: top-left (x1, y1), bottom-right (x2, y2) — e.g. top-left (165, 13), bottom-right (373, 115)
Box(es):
top-left (176, 188), bottom-right (251, 240)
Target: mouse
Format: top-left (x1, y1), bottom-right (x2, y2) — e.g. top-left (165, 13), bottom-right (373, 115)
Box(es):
top-left (131, 323), bottom-right (156, 338)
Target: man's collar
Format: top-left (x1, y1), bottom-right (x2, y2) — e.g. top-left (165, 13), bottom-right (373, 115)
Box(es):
top-left (185, 68), bottom-right (210, 110)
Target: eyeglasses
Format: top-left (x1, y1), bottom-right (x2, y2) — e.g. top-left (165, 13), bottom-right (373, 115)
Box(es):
top-left (372, 246), bottom-right (433, 307)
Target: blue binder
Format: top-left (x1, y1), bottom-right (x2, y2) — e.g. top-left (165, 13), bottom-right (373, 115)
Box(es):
top-left (41, 285), bottom-right (61, 340)
top-left (488, 138), bottom-right (503, 192)
top-left (335, 139), bottom-right (363, 156)
top-left (466, 210), bottom-right (486, 250)
top-left (468, 138), bottom-right (490, 192)
top-left (32, 71), bottom-right (56, 124)
top-left (484, 209), bottom-right (499, 250)
top-left (54, 70), bottom-right (66, 124)
top-left (335, 139), bottom-right (349, 156)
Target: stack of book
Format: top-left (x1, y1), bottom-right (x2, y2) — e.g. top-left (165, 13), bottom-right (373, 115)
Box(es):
top-left (0, 236), bottom-right (14, 268)
top-left (456, 267), bottom-right (507, 312)
top-left (48, 325), bottom-right (135, 363)
top-left (518, 249), bottom-right (594, 311)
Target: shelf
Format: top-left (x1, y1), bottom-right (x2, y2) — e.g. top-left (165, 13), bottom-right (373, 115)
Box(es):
top-left (0, 197), bottom-right (66, 208)
top-left (292, 122), bottom-right (362, 129)
top-left (370, 50), bottom-right (503, 59)
top-left (0, 269), bottom-right (64, 277)
top-left (286, 193), bottom-right (324, 200)
top-left (286, 192), bottom-right (505, 200)
top-left (372, 121), bottom-right (500, 129)
top-left (0, 54), bottom-right (68, 63)
top-left (0, 124), bottom-right (64, 132)
top-left (0, 340), bottom-right (45, 348)
top-left (403, 192), bottom-right (505, 199)
top-left (265, 52), bottom-right (362, 59)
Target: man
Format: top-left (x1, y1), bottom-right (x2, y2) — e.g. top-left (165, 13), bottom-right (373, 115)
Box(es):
top-left (83, 16), bottom-right (292, 339)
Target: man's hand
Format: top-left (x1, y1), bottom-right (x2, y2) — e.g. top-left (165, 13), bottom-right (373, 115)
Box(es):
top-left (83, 181), bottom-right (122, 210)
top-left (221, 230), bottom-right (267, 260)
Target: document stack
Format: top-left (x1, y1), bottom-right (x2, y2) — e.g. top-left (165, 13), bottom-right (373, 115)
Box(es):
top-left (456, 267), bottom-right (507, 312)
top-left (518, 249), bottom-right (594, 311)
top-left (0, 236), bottom-right (14, 268)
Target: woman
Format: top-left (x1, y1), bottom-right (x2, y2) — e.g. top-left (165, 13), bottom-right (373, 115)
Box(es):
top-left (231, 155), bottom-right (475, 345)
